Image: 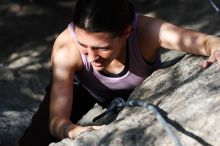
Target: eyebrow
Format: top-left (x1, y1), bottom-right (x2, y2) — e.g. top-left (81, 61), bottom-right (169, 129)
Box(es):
top-left (73, 26), bottom-right (112, 49)
top-left (77, 41), bottom-right (111, 49)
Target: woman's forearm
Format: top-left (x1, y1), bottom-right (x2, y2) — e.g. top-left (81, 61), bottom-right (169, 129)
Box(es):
top-left (49, 115), bottom-right (73, 139)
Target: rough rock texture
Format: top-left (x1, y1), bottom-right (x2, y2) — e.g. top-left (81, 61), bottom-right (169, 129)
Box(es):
top-left (1, 0), bottom-right (220, 146)
top-left (50, 53), bottom-right (220, 146)
top-left (0, 1), bottom-right (72, 146)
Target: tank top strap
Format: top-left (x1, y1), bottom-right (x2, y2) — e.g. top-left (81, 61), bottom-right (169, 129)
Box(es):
top-left (130, 13), bottom-right (147, 66)
top-left (67, 22), bottom-right (92, 71)
top-left (68, 22), bottom-right (77, 40)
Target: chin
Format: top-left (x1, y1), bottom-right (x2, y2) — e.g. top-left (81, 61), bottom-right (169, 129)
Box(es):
top-left (92, 65), bottom-right (105, 71)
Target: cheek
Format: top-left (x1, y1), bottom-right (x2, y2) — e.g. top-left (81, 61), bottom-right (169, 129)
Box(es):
top-left (99, 50), bottom-right (115, 59)
top-left (103, 45), bottom-right (121, 59)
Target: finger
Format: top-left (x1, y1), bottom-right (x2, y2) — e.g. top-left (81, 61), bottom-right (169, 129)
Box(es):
top-left (200, 56), bottom-right (216, 68)
top-left (200, 60), bottom-right (213, 68)
top-left (91, 125), bottom-right (106, 130)
top-left (213, 50), bottom-right (220, 65)
top-left (207, 55), bottom-right (216, 63)
top-left (200, 60), bottom-right (209, 68)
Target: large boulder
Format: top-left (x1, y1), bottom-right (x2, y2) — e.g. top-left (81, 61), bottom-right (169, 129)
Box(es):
top-left (50, 52), bottom-right (220, 146)
top-left (1, 0), bottom-right (220, 146)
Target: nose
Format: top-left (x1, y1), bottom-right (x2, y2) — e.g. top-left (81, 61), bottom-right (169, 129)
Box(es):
top-left (87, 48), bottom-right (98, 63)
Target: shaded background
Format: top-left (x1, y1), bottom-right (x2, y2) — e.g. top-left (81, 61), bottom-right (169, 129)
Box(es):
top-left (0, 0), bottom-right (220, 146)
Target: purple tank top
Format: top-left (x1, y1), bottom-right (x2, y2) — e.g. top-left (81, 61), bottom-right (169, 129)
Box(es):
top-left (68, 14), bottom-right (161, 102)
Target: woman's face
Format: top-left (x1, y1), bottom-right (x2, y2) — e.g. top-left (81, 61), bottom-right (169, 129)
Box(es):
top-left (74, 26), bottom-right (130, 71)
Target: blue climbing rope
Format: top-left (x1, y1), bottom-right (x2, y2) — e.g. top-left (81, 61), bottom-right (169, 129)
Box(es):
top-left (208, 0), bottom-right (220, 15)
top-left (93, 97), bottom-right (182, 146)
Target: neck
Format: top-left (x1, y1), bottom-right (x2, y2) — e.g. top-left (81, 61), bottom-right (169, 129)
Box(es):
top-left (103, 40), bottom-right (128, 74)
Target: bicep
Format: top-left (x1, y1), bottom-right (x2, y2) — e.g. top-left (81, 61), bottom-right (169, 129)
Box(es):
top-left (50, 40), bottom-right (80, 119)
top-left (50, 50), bottom-right (74, 119)
top-left (159, 21), bottom-right (208, 56)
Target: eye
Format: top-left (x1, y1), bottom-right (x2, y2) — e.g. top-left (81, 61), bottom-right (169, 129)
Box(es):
top-left (79, 43), bottom-right (87, 48)
top-left (97, 47), bottom-right (109, 51)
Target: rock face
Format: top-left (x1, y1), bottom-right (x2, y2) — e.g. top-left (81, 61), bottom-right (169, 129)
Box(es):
top-left (1, 1), bottom-right (220, 146)
top-left (50, 53), bottom-right (220, 146)
top-left (0, 64), bottom-right (46, 146)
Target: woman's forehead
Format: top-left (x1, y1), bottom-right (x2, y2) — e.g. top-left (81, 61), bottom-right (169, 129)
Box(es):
top-left (74, 26), bottom-right (113, 38)
top-left (74, 27), bottom-right (118, 47)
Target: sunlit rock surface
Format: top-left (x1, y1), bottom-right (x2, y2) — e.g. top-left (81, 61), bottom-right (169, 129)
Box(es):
top-left (50, 53), bottom-right (220, 146)
top-left (1, 0), bottom-right (220, 146)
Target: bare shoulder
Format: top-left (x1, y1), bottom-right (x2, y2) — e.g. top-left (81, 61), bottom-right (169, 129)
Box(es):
top-left (137, 15), bottom-right (164, 42)
top-left (51, 28), bottom-right (83, 72)
top-left (136, 15), bottom-right (164, 62)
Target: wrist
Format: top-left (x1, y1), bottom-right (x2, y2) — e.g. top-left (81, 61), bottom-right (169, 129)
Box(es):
top-left (62, 123), bottom-right (72, 138)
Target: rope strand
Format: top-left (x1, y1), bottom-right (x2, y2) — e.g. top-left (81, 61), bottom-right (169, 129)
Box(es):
top-left (93, 97), bottom-right (182, 146)
top-left (208, 0), bottom-right (220, 15)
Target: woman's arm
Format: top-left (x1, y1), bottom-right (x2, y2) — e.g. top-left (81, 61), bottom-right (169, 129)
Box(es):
top-left (139, 15), bottom-right (220, 68)
top-left (159, 21), bottom-right (220, 64)
top-left (160, 22), bottom-right (220, 68)
top-left (48, 30), bottom-right (102, 139)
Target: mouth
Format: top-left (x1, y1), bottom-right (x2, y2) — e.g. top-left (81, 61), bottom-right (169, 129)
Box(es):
top-left (91, 60), bottom-right (104, 67)
top-left (88, 56), bottom-right (109, 68)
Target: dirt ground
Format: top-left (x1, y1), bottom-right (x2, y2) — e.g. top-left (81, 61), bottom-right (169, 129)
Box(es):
top-left (0, 0), bottom-right (220, 146)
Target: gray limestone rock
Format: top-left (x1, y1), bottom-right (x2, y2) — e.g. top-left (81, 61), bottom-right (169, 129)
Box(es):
top-left (50, 53), bottom-right (220, 146)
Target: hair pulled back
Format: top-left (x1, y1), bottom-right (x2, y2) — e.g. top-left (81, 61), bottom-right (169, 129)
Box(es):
top-left (72, 0), bottom-right (135, 37)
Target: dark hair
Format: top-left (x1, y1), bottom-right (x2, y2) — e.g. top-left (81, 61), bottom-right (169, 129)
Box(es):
top-left (72, 0), bottom-right (135, 37)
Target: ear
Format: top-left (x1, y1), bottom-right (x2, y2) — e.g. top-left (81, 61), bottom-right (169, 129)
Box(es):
top-left (122, 25), bottom-right (132, 40)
